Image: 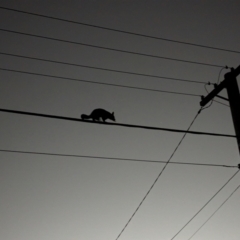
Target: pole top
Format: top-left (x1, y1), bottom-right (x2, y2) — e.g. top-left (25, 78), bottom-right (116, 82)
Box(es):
top-left (200, 65), bottom-right (240, 107)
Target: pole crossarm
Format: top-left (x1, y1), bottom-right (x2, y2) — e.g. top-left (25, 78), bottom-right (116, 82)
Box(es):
top-left (200, 65), bottom-right (240, 107)
top-left (0, 108), bottom-right (236, 138)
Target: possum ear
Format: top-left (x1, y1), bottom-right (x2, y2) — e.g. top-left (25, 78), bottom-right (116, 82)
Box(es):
top-left (112, 112), bottom-right (114, 115)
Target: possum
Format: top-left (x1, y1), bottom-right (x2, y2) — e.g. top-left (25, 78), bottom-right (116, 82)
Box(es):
top-left (81, 109), bottom-right (115, 122)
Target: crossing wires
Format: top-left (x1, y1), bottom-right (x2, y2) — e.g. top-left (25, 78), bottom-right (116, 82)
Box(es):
top-left (187, 183), bottom-right (240, 240)
top-left (1, 6), bottom-right (239, 240)
top-left (115, 109), bottom-right (201, 240)
top-left (170, 169), bottom-right (240, 240)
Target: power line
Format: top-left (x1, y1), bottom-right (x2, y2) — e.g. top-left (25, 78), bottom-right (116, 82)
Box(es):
top-left (187, 184), bottom-right (240, 240)
top-left (0, 67), bottom-right (200, 97)
top-left (170, 169), bottom-right (240, 240)
top-left (1, 6), bottom-right (239, 54)
top-left (0, 149), bottom-right (237, 169)
top-left (0, 28), bottom-right (224, 68)
top-left (0, 52), bottom-right (207, 85)
top-left (1, 68), bottom-right (231, 106)
top-left (0, 108), bottom-right (236, 138)
top-left (0, 66), bottom-right (232, 104)
top-left (1, 69), bottom-right (232, 107)
top-left (115, 110), bottom-right (201, 240)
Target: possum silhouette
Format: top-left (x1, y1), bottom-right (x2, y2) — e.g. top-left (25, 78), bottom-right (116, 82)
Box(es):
top-left (81, 109), bottom-right (115, 122)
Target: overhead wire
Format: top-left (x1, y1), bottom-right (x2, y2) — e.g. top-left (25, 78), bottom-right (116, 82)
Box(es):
top-left (170, 169), bottom-right (240, 240)
top-left (0, 67), bottom-right (200, 97)
top-left (1, 67), bottom-right (231, 106)
top-left (0, 28), bottom-right (224, 68)
top-left (0, 8), bottom-right (238, 239)
top-left (0, 9), bottom-right (233, 103)
top-left (187, 184), bottom-right (240, 240)
top-left (0, 108), bottom-right (236, 138)
top-left (1, 6), bottom-right (240, 54)
top-left (170, 65), bottom-right (235, 240)
top-left (115, 110), bottom-right (201, 240)
top-left (0, 7), bottom-right (238, 240)
top-left (0, 52), bottom-right (207, 85)
top-left (0, 149), bottom-right (238, 169)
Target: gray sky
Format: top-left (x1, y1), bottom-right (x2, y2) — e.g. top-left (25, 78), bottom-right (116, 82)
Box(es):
top-left (0, 1), bottom-right (240, 240)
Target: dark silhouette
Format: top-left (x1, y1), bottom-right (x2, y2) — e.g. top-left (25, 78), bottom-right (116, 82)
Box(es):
top-left (81, 108), bottom-right (115, 122)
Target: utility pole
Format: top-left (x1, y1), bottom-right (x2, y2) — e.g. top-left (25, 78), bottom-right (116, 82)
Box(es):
top-left (200, 65), bottom-right (240, 156)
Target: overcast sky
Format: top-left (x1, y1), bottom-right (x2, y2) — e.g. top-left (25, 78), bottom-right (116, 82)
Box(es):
top-left (0, 1), bottom-right (240, 240)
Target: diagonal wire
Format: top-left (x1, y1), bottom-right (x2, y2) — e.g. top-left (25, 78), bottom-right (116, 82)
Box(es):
top-left (187, 183), bottom-right (240, 240)
top-left (170, 169), bottom-right (240, 240)
top-left (0, 28), bottom-right (223, 68)
top-left (1, 6), bottom-right (240, 54)
top-left (0, 68), bottom-right (230, 105)
top-left (115, 110), bottom-right (201, 240)
top-left (0, 52), bottom-right (207, 85)
top-left (0, 149), bottom-right (238, 169)
top-left (0, 67), bottom-right (200, 97)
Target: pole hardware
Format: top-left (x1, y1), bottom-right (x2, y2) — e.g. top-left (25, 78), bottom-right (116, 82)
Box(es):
top-left (200, 65), bottom-right (240, 155)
